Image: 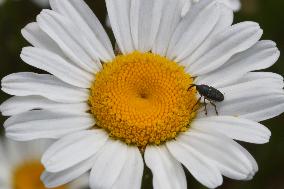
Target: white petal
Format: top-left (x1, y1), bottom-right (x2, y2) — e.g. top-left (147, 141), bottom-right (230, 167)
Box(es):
top-left (145, 145), bottom-right (187, 189)
top-left (49, 0), bottom-right (114, 61)
top-left (42, 155), bottom-right (96, 188)
top-left (89, 140), bottom-right (128, 189)
top-left (197, 40), bottom-right (280, 87)
top-left (106, 0), bottom-right (134, 54)
top-left (112, 147), bottom-right (144, 189)
top-left (203, 76), bottom-right (284, 121)
top-left (4, 110), bottom-right (94, 141)
top-left (180, 130), bottom-right (258, 180)
top-left (167, 0), bottom-right (220, 61)
top-left (130, 0), bottom-right (163, 52)
top-left (237, 72), bottom-right (284, 87)
top-left (42, 130), bottom-right (108, 173)
top-left (188, 21), bottom-right (263, 75)
top-left (1, 72), bottom-right (89, 103)
top-left (180, 0), bottom-right (191, 17)
top-left (21, 22), bottom-right (99, 86)
top-left (37, 10), bottom-right (101, 73)
top-left (231, 72), bottom-right (284, 89)
top-left (192, 116), bottom-right (271, 144)
top-left (21, 22), bottom-right (63, 55)
top-left (181, 4), bottom-right (233, 68)
top-left (152, 0), bottom-right (184, 56)
top-left (167, 140), bottom-right (223, 188)
top-left (232, 141), bottom-right (258, 180)
top-left (68, 174), bottom-right (89, 189)
top-left (0, 96), bottom-right (89, 116)
top-left (21, 47), bottom-right (94, 88)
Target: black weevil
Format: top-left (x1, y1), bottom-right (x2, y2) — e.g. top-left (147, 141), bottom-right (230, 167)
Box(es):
top-left (188, 84), bottom-right (224, 115)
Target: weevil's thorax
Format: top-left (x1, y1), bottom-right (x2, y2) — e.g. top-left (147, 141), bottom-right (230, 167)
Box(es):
top-left (196, 85), bottom-right (224, 102)
top-left (196, 85), bottom-right (210, 96)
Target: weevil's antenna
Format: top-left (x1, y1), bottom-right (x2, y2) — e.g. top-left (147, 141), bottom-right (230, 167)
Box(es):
top-left (190, 76), bottom-right (197, 81)
top-left (187, 84), bottom-right (197, 91)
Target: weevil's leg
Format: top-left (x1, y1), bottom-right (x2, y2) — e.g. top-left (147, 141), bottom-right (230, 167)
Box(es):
top-left (203, 98), bottom-right (208, 115)
top-left (209, 100), bottom-right (219, 115)
top-left (192, 96), bottom-right (202, 110)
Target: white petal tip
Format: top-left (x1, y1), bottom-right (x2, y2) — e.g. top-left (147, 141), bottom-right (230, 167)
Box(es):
top-left (42, 162), bottom-right (59, 173)
top-left (40, 172), bottom-right (59, 189)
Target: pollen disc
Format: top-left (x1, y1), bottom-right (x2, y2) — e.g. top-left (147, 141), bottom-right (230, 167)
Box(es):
top-left (89, 51), bottom-right (198, 147)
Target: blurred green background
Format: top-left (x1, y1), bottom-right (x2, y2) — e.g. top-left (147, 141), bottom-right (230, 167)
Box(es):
top-left (0, 0), bottom-right (283, 189)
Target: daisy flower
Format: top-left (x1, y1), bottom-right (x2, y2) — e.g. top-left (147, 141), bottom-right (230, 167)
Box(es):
top-left (0, 138), bottom-right (88, 189)
top-left (1, 0), bottom-right (283, 189)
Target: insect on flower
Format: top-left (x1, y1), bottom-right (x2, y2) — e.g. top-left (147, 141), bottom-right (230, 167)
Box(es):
top-left (188, 84), bottom-right (224, 115)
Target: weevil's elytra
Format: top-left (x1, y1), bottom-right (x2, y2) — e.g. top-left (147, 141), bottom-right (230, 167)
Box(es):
top-left (188, 84), bottom-right (224, 115)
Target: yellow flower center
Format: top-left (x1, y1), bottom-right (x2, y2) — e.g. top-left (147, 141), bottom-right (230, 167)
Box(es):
top-left (89, 51), bottom-right (198, 147)
top-left (12, 160), bottom-right (66, 189)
